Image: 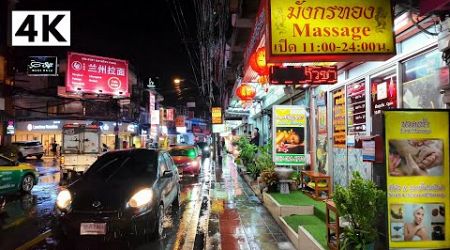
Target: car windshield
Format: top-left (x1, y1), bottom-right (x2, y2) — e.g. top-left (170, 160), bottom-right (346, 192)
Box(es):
top-left (169, 148), bottom-right (196, 157)
top-left (84, 150), bottom-right (157, 181)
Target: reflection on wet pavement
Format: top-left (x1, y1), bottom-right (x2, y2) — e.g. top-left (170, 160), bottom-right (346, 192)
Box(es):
top-left (207, 155), bottom-right (295, 250)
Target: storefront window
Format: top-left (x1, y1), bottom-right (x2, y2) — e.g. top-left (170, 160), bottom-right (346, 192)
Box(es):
top-left (370, 69), bottom-right (397, 115)
top-left (402, 50), bottom-right (446, 108)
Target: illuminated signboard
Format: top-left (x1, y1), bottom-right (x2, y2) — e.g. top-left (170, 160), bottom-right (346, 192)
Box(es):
top-left (27, 56), bottom-right (58, 76)
top-left (6, 120), bottom-right (15, 135)
top-left (267, 0), bottom-right (395, 62)
top-left (270, 65), bottom-right (337, 85)
top-left (66, 52), bottom-right (129, 97)
top-left (272, 105), bottom-right (306, 166)
top-left (212, 107), bottom-right (222, 124)
top-left (385, 110), bottom-right (449, 249)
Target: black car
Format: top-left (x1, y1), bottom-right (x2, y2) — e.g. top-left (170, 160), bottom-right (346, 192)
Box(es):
top-left (54, 149), bottom-right (180, 241)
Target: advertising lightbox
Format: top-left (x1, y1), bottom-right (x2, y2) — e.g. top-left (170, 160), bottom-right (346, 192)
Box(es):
top-left (66, 52), bottom-right (129, 97)
top-left (385, 110), bottom-right (449, 249)
top-left (272, 105), bottom-right (306, 166)
top-left (267, 0), bottom-right (395, 62)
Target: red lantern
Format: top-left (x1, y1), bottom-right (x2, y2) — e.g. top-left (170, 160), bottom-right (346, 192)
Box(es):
top-left (236, 83), bottom-right (256, 101)
top-left (249, 47), bottom-right (269, 75)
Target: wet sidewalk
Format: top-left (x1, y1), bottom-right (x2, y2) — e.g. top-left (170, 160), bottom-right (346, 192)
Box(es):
top-left (207, 155), bottom-right (295, 250)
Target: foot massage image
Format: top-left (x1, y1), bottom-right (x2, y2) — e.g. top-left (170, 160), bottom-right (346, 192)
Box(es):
top-left (388, 139), bottom-right (444, 176)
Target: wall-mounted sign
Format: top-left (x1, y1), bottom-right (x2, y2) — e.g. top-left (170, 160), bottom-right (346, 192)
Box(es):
top-left (385, 110), bottom-right (449, 249)
top-left (27, 56), bottom-right (58, 76)
top-left (332, 87), bottom-right (346, 147)
top-left (6, 120), bottom-right (15, 135)
top-left (270, 65), bottom-right (337, 85)
top-left (186, 102), bottom-right (196, 108)
top-left (166, 109), bottom-right (175, 121)
top-left (267, 0), bottom-right (395, 62)
top-left (347, 81), bottom-right (366, 135)
top-left (175, 116), bottom-right (185, 127)
top-left (151, 110), bottom-right (160, 125)
top-left (212, 107), bottom-right (222, 124)
top-left (272, 105), bottom-right (306, 166)
top-left (66, 52), bottom-right (129, 97)
top-left (371, 76), bottom-right (397, 115)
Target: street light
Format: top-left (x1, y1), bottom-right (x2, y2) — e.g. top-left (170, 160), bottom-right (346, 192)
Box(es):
top-left (173, 78), bottom-right (183, 84)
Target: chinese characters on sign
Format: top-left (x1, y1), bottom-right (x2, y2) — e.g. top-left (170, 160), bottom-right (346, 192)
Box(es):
top-left (272, 106), bottom-right (306, 166)
top-left (267, 0), bottom-right (395, 62)
top-left (270, 65), bottom-right (337, 85)
top-left (66, 52), bottom-right (129, 97)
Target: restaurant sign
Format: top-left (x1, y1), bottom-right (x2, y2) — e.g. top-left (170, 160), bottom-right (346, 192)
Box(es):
top-left (267, 0), bottom-right (395, 62)
top-left (212, 107), bottom-right (222, 124)
top-left (66, 52), bottom-right (129, 97)
top-left (27, 56), bottom-right (58, 76)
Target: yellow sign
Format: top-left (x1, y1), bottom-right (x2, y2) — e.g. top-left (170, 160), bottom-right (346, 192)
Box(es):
top-left (212, 107), bottom-right (222, 124)
top-left (385, 110), bottom-right (449, 249)
top-left (272, 105), bottom-right (306, 166)
top-left (268, 0), bottom-right (395, 62)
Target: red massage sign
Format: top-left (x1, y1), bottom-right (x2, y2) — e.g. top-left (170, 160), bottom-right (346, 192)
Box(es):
top-left (267, 0), bottom-right (395, 62)
top-left (66, 52), bottom-right (129, 97)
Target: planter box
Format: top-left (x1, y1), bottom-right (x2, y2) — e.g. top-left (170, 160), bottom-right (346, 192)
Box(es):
top-left (298, 226), bottom-right (326, 250)
top-left (279, 217), bottom-right (325, 250)
top-left (263, 193), bottom-right (314, 218)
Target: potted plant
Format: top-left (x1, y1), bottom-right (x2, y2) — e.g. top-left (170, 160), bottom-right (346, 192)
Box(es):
top-left (289, 171), bottom-right (300, 191)
top-left (333, 171), bottom-right (386, 250)
top-left (260, 169), bottom-right (278, 192)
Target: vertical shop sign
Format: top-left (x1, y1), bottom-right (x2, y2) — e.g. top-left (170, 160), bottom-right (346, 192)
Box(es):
top-left (347, 81), bottom-right (366, 135)
top-left (212, 107), bottom-right (222, 124)
top-left (272, 105), bottom-right (306, 166)
top-left (332, 88), bottom-right (346, 147)
top-left (385, 110), bottom-right (449, 249)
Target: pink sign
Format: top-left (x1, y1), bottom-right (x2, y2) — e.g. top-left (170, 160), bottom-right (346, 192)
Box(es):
top-left (66, 52), bottom-right (129, 97)
top-left (166, 109), bottom-right (174, 121)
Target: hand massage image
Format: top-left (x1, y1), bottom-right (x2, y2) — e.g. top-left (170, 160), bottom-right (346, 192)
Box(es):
top-left (388, 139), bottom-right (444, 176)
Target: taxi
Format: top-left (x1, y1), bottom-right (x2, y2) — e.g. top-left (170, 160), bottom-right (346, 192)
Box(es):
top-left (0, 155), bottom-right (38, 196)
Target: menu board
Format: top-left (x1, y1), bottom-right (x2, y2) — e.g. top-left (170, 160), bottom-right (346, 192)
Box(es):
top-left (332, 87), bottom-right (345, 147)
top-left (347, 82), bottom-right (366, 135)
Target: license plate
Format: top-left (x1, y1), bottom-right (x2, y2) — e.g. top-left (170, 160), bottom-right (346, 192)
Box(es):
top-left (80, 223), bottom-right (106, 235)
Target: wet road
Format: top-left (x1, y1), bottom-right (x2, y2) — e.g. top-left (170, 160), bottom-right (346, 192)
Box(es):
top-left (0, 157), bottom-right (213, 250)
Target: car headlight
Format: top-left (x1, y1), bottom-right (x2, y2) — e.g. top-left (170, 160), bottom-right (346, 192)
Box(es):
top-left (128, 188), bottom-right (153, 208)
top-left (204, 147), bottom-right (209, 151)
top-left (56, 189), bottom-right (72, 210)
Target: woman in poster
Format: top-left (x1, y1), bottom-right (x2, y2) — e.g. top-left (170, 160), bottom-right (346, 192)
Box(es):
top-left (404, 206), bottom-right (430, 241)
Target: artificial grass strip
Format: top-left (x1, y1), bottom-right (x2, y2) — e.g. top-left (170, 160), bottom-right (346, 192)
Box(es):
top-left (283, 215), bottom-right (328, 249)
top-left (268, 191), bottom-right (334, 222)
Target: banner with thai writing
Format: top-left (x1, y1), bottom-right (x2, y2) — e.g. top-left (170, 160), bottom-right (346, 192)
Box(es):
top-left (272, 105), bottom-right (306, 166)
top-left (332, 87), bottom-right (345, 147)
top-left (267, 0), bottom-right (395, 62)
top-left (385, 110), bottom-right (449, 249)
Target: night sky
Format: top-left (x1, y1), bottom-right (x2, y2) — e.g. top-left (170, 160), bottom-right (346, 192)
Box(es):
top-left (13, 0), bottom-right (200, 106)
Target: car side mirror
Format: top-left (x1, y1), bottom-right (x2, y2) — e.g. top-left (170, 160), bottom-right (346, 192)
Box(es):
top-left (163, 170), bottom-right (173, 178)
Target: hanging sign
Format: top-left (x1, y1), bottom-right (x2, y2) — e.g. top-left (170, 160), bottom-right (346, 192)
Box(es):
top-left (267, 0), bottom-right (395, 62)
top-left (270, 65), bottom-right (337, 85)
top-left (175, 116), bottom-right (185, 128)
top-left (272, 105), bottom-right (306, 166)
top-left (332, 87), bottom-right (346, 147)
top-left (385, 110), bottom-right (449, 249)
top-left (212, 107), bottom-right (222, 124)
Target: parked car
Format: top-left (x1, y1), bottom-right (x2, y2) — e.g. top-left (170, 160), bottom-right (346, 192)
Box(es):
top-left (0, 155), bottom-right (39, 196)
top-left (169, 145), bottom-right (201, 177)
top-left (54, 148), bottom-right (180, 241)
top-left (12, 141), bottom-right (44, 160)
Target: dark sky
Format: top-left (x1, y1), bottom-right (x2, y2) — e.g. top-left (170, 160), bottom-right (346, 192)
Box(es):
top-left (13, 0), bottom-right (200, 106)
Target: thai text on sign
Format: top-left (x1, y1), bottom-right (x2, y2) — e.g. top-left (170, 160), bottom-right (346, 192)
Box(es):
top-left (267, 0), bottom-right (395, 62)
